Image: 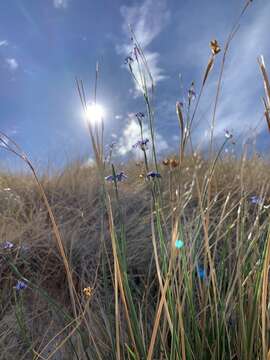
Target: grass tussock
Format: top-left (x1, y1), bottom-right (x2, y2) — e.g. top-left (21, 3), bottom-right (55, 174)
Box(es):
top-left (1, 1), bottom-right (270, 359)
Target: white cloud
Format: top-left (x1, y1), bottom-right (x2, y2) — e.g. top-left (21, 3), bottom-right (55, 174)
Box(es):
top-left (176, 1), bottom-right (270, 146)
top-left (117, 116), bottom-right (168, 156)
top-left (213, 4), bottom-right (270, 138)
top-left (0, 40), bottom-right (8, 47)
top-left (118, 0), bottom-right (170, 93)
top-left (82, 157), bottom-right (95, 168)
top-left (53, 0), bottom-right (68, 9)
top-left (5, 58), bottom-right (18, 71)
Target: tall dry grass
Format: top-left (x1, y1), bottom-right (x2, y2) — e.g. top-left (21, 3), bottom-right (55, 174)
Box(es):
top-left (1, 0), bottom-right (270, 359)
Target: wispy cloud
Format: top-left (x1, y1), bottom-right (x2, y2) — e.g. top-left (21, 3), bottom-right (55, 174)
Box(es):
top-left (118, 0), bottom-right (170, 93)
top-left (117, 115), bottom-right (168, 156)
top-left (5, 58), bottom-right (18, 71)
top-left (53, 0), bottom-right (68, 9)
top-left (171, 1), bottom-right (270, 148)
top-left (0, 40), bottom-right (8, 47)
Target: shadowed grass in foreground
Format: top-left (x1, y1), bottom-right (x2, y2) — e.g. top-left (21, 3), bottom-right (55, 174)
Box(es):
top-left (1, 0), bottom-right (270, 358)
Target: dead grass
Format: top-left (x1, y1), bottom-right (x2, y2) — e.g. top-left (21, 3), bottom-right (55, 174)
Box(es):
top-left (0, 153), bottom-right (270, 359)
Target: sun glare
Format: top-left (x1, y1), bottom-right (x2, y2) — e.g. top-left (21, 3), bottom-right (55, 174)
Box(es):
top-left (85, 103), bottom-right (105, 124)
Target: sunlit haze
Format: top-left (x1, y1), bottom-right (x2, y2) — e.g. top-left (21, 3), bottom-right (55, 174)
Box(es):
top-left (85, 103), bottom-right (105, 125)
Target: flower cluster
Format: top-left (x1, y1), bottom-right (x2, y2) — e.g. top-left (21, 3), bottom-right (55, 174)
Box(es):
top-left (105, 171), bottom-right (128, 182)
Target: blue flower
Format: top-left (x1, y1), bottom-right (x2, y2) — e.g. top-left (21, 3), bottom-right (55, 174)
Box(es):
top-left (135, 112), bottom-right (145, 120)
top-left (188, 82), bottom-right (196, 101)
top-left (147, 171), bottom-right (161, 179)
top-left (132, 138), bottom-right (149, 150)
top-left (2, 241), bottom-right (14, 250)
top-left (124, 55), bottom-right (133, 65)
top-left (105, 142), bottom-right (117, 150)
top-left (196, 266), bottom-right (206, 280)
top-left (224, 129), bottom-right (233, 139)
top-left (175, 239), bottom-right (184, 249)
top-left (15, 280), bottom-right (28, 291)
top-left (250, 195), bottom-right (263, 205)
top-left (116, 172), bottom-right (128, 181)
top-left (105, 171), bottom-right (127, 182)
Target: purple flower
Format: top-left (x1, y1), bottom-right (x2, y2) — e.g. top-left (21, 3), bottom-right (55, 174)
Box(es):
top-left (116, 172), bottom-right (127, 181)
top-left (147, 171), bottom-right (161, 179)
top-left (132, 138), bottom-right (149, 150)
top-left (105, 171), bottom-right (127, 182)
top-left (2, 241), bottom-right (14, 250)
top-left (15, 280), bottom-right (28, 291)
top-left (124, 55), bottom-right (133, 65)
top-left (250, 195), bottom-right (263, 205)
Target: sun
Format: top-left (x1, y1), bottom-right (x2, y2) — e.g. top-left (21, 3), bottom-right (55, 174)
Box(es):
top-left (85, 103), bottom-right (105, 124)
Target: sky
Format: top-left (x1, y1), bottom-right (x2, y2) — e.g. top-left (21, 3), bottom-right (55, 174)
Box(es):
top-left (0, 0), bottom-right (269, 170)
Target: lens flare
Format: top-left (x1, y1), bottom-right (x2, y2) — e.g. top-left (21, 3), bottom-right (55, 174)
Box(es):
top-left (85, 103), bottom-right (105, 124)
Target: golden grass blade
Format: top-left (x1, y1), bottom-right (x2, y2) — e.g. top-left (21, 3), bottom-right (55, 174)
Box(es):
top-left (202, 56), bottom-right (214, 86)
top-left (258, 56), bottom-right (270, 108)
top-left (262, 97), bottom-right (270, 132)
top-left (147, 219), bottom-right (178, 359)
top-left (107, 195), bottom-right (139, 359)
top-left (258, 56), bottom-right (270, 136)
top-left (150, 207), bottom-right (173, 332)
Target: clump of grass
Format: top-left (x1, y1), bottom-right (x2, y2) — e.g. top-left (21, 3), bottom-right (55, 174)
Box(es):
top-left (1, 0), bottom-right (270, 359)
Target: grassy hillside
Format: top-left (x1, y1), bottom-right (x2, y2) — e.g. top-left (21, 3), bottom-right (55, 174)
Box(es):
top-left (1, 153), bottom-right (270, 359)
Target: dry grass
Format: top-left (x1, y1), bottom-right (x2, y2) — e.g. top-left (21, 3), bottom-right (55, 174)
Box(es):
top-left (0, 153), bottom-right (270, 359)
top-left (1, 1), bottom-right (270, 358)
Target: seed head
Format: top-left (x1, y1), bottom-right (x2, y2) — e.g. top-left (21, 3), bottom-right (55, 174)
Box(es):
top-left (210, 39), bottom-right (221, 55)
top-left (83, 287), bottom-right (93, 298)
top-left (163, 159), bottom-right (170, 166)
top-left (170, 159), bottom-right (179, 168)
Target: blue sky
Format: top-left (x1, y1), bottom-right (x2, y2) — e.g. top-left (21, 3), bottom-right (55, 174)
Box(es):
top-left (0, 0), bottom-right (269, 169)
